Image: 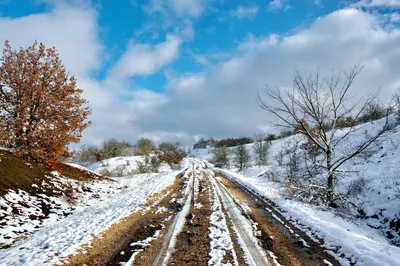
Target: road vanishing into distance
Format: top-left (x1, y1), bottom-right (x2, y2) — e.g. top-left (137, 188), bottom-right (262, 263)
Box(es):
top-left (61, 159), bottom-right (341, 266)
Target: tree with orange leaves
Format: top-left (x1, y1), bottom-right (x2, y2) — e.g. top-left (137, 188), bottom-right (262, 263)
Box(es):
top-left (0, 41), bottom-right (91, 167)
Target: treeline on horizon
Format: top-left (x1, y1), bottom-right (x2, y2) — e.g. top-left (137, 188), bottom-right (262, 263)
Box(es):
top-left (193, 100), bottom-right (391, 150)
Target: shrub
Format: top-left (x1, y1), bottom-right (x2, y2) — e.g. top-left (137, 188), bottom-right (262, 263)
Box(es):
top-left (159, 142), bottom-right (185, 166)
top-left (253, 133), bottom-right (269, 166)
top-left (212, 146), bottom-right (229, 168)
top-left (216, 137), bottom-right (253, 148)
top-left (265, 134), bottom-right (277, 141)
top-left (193, 138), bottom-right (217, 149)
top-left (233, 144), bottom-right (250, 170)
top-left (76, 145), bottom-right (103, 165)
top-left (336, 116), bottom-right (356, 128)
top-left (136, 138), bottom-right (155, 157)
top-left (102, 138), bottom-right (128, 159)
top-left (150, 156), bottom-right (161, 172)
top-left (358, 101), bottom-right (388, 123)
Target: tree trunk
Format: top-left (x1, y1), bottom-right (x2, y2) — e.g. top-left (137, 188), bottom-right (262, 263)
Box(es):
top-left (326, 149), bottom-right (334, 203)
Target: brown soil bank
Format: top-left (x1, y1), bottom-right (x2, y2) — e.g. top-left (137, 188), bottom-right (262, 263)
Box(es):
top-left (0, 150), bottom-right (100, 197)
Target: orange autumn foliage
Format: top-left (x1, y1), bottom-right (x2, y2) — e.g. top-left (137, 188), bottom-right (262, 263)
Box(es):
top-left (0, 41), bottom-right (91, 167)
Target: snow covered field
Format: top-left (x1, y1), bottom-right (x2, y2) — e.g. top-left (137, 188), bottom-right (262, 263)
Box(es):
top-left (0, 167), bottom-right (178, 265)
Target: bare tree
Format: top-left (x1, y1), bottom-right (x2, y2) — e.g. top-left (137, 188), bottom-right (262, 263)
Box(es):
top-left (234, 144), bottom-right (250, 171)
top-left (253, 133), bottom-right (269, 166)
top-left (258, 65), bottom-right (391, 201)
top-left (212, 146), bottom-right (229, 168)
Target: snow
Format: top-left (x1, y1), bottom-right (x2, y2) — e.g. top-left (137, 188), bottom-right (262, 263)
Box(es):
top-left (0, 171), bottom-right (178, 265)
top-left (220, 169), bottom-right (400, 266)
top-left (208, 171), bottom-right (239, 266)
top-left (85, 155), bottom-right (172, 176)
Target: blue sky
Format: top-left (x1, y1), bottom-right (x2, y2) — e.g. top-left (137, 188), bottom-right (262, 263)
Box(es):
top-left (1, 0), bottom-right (400, 145)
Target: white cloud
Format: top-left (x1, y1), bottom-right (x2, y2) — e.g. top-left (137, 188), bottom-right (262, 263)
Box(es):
top-left (268, 0), bottom-right (290, 11)
top-left (108, 35), bottom-right (181, 81)
top-left (129, 8), bottom-right (400, 144)
top-left (0, 5), bottom-right (102, 78)
top-left (391, 12), bottom-right (400, 22)
top-left (232, 6), bottom-right (259, 19)
top-left (148, 0), bottom-right (205, 17)
top-left (355, 0), bottom-right (400, 7)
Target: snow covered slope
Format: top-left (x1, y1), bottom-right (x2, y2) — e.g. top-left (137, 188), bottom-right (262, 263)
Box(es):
top-left (0, 170), bottom-right (178, 265)
top-left (189, 117), bottom-right (400, 246)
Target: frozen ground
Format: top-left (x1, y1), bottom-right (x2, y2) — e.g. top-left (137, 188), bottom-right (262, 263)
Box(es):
top-left (0, 167), bottom-right (178, 265)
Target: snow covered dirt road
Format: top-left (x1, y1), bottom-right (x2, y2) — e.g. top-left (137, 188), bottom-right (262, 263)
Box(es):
top-left (0, 159), bottom-right (343, 265)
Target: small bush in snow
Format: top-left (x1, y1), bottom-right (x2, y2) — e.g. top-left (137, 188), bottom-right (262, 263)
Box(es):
top-left (159, 142), bottom-right (185, 167)
top-left (274, 150), bottom-right (284, 166)
top-left (136, 138), bottom-right (155, 157)
top-left (76, 145), bottom-right (104, 165)
top-left (358, 101), bottom-right (388, 124)
top-left (212, 146), bottom-right (229, 168)
top-left (253, 133), bottom-right (269, 166)
top-left (137, 161), bottom-right (150, 173)
top-left (233, 144), bottom-right (250, 171)
top-left (150, 156), bottom-right (161, 172)
top-left (102, 138), bottom-right (129, 159)
top-left (282, 141), bottom-right (302, 186)
top-left (345, 177), bottom-right (366, 198)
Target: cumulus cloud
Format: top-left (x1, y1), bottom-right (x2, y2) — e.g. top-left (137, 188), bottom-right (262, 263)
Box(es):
top-left (129, 8), bottom-right (400, 144)
top-left (0, 4), bottom-right (102, 78)
top-left (268, 0), bottom-right (290, 11)
top-left (231, 6), bottom-right (259, 19)
top-left (106, 35), bottom-right (181, 87)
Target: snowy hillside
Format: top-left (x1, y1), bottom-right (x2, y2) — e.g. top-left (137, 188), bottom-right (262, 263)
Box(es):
top-left (189, 117), bottom-right (400, 247)
top-left (0, 153), bottom-right (179, 265)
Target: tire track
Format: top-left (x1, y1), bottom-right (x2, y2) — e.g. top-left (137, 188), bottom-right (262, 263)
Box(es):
top-left (205, 170), bottom-right (270, 266)
top-left (151, 173), bottom-right (194, 266)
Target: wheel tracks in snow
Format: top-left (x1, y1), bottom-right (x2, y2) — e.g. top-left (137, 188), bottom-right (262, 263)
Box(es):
top-left (151, 174), bottom-right (194, 266)
top-left (206, 170), bottom-right (270, 266)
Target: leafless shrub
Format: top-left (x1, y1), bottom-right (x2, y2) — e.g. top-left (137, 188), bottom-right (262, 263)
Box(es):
top-left (266, 167), bottom-right (281, 182)
top-left (253, 133), bottom-right (269, 166)
top-left (113, 165), bottom-right (126, 176)
top-left (358, 101), bottom-right (388, 123)
top-left (212, 146), bottom-right (229, 168)
top-left (345, 177), bottom-right (366, 197)
top-left (274, 150), bottom-right (284, 166)
top-left (137, 161), bottom-right (150, 173)
top-left (150, 156), bottom-right (161, 172)
top-left (234, 144), bottom-right (250, 170)
top-left (136, 138), bottom-right (155, 157)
